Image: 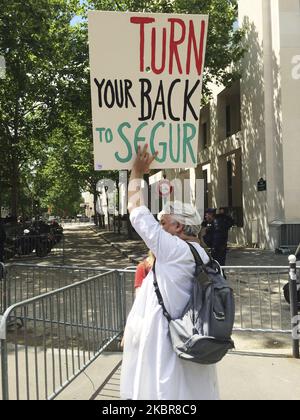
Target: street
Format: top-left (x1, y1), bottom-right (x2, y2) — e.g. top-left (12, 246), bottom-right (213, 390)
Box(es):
top-left (10, 223), bottom-right (136, 269)
top-left (62, 223), bottom-right (134, 268)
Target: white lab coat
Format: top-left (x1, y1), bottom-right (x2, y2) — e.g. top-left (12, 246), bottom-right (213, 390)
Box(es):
top-left (120, 206), bottom-right (219, 400)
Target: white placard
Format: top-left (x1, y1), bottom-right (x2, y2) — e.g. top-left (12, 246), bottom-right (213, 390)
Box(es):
top-left (88, 11), bottom-right (208, 170)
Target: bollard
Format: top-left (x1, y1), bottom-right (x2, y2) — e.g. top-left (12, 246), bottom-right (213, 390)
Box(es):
top-left (288, 255), bottom-right (300, 359)
top-left (1, 339), bottom-right (9, 400)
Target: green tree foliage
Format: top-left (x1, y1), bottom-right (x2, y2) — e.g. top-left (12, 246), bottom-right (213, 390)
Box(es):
top-left (29, 113), bottom-right (85, 217)
top-left (0, 0), bottom-right (244, 221)
top-left (0, 0), bottom-right (81, 217)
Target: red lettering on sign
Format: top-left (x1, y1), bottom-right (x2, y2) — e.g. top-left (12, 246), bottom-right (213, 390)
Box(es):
top-left (151, 27), bottom-right (167, 75)
top-left (186, 20), bottom-right (206, 75)
top-left (131, 16), bottom-right (206, 76)
top-left (130, 17), bottom-right (155, 72)
top-left (168, 18), bottom-right (186, 75)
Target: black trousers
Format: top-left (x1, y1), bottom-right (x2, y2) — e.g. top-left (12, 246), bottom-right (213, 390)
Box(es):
top-left (212, 245), bottom-right (227, 266)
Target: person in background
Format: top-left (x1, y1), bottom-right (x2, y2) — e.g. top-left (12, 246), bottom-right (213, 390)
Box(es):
top-left (203, 208), bottom-right (232, 266)
top-left (199, 211), bottom-right (211, 250)
top-left (218, 207), bottom-right (234, 235)
top-left (134, 250), bottom-right (155, 295)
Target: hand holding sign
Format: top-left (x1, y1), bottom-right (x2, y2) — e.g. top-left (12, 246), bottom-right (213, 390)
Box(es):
top-left (132, 145), bottom-right (158, 176)
top-left (128, 145), bottom-right (158, 212)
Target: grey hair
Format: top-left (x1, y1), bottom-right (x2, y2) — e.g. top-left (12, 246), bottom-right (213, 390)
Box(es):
top-left (169, 215), bottom-right (201, 237)
top-left (182, 224), bottom-right (201, 237)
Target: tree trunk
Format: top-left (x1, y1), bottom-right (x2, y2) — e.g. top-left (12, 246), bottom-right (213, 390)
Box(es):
top-left (116, 183), bottom-right (121, 234)
top-left (11, 100), bottom-right (20, 220)
top-left (92, 186), bottom-right (98, 226)
top-left (10, 154), bottom-right (19, 219)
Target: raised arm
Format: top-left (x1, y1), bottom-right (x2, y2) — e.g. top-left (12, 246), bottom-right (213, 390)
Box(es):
top-left (127, 146), bottom-right (184, 262)
top-left (128, 145), bottom-right (158, 213)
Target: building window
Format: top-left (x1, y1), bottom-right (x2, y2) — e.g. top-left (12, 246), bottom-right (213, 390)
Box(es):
top-left (199, 104), bottom-right (210, 150)
top-left (226, 105), bottom-right (231, 138)
top-left (217, 80), bottom-right (241, 141)
top-left (202, 122), bottom-right (208, 148)
top-left (218, 151), bottom-right (244, 227)
top-left (227, 159), bottom-right (233, 207)
top-left (202, 163), bottom-right (211, 210)
top-left (203, 169), bottom-right (209, 210)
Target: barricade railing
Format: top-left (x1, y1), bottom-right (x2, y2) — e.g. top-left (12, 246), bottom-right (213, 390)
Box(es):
top-left (0, 261), bottom-right (298, 400)
top-left (0, 263), bottom-right (6, 314)
top-left (1, 263), bottom-right (135, 315)
top-left (0, 270), bottom-right (127, 400)
top-left (224, 266), bottom-right (292, 333)
top-left (1, 262), bottom-right (296, 333)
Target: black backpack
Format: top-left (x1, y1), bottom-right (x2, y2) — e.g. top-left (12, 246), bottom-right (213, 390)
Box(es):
top-left (153, 242), bottom-right (235, 365)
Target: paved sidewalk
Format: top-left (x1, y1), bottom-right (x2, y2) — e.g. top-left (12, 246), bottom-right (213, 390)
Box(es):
top-left (91, 228), bottom-right (149, 265)
top-left (63, 351), bottom-right (300, 400)
top-left (62, 226), bottom-right (300, 400)
top-left (218, 352), bottom-right (300, 400)
top-left (56, 353), bottom-right (123, 401)
top-left (91, 227), bottom-right (299, 267)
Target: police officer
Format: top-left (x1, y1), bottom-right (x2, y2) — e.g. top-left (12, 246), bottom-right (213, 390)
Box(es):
top-left (218, 208), bottom-right (234, 241)
top-left (203, 208), bottom-right (233, 266)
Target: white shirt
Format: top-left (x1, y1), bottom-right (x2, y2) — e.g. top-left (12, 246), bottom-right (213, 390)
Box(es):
top-left (120, 206), bottom-right (219, 400)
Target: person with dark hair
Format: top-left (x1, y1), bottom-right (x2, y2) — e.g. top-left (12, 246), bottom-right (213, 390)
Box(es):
top-left (218, 208), bottom-right (234, 242)
top-left (203, 208), bottom-right (233, 266)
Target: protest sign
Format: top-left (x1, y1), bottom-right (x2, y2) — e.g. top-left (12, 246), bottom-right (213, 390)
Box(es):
top-left (88, 11), bottom-right (208, 170)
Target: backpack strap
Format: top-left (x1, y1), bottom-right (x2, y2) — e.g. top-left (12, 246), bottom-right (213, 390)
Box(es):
top-left (188, 242), bottom-right (217, 274)
top-left (152, 242), bottom-right (204, 323)
top-left (152, 260), bottom-right (172, 323)
top-left (186, 242), bottom-right (205, 268)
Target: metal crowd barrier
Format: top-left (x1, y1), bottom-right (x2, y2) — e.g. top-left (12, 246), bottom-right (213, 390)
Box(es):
top-left (1, 264), bottom-right (105, 314)
top-left (0, 264), bottom-right (135, 316)
top-left (224, 266), bottom-right (292, 333)
top-left (0, 261), bottom-right (298, 400)
top-left (1, 262), bottom-right (296, 333)
top-left (0, 263), bottom-right (6, 315)
top-left (0, 270), bottom-right (131, 400)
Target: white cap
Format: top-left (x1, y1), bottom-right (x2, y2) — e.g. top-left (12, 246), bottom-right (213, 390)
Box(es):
top-left (289, 255), bottom-right (297, 264)
top-left (158, 201), bottom-right (202, 228)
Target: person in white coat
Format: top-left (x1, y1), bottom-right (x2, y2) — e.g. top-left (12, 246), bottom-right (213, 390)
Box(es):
top-left (120, 145), bottom-right (219, 400)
